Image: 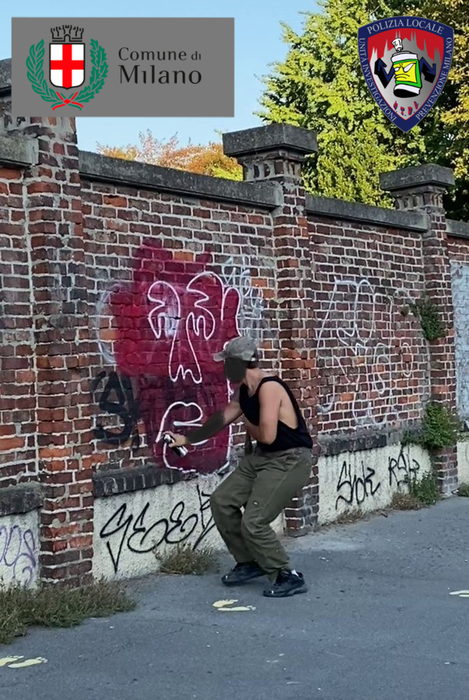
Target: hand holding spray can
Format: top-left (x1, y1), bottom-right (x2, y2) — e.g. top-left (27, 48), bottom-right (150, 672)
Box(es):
top-left (162, 433), bottom-right (188, 458)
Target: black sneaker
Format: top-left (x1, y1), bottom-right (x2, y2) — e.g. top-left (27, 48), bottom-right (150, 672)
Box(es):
top-left (263, 569), bottom-right (308, 598)
top-left (221, 562), bottom-right (265, 586)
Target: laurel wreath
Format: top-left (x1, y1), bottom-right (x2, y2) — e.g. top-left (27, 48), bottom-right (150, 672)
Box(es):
top-left (26, 38), bottom-right (108, 110)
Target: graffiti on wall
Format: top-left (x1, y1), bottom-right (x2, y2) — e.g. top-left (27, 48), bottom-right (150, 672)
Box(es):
top-left (91, 370), bottom-right (141, 451)
top-left (0, 524), bottom-right (37, 586)
top-left (451, 262), bottom-right (469, 424)
top-left (388, 446), bottom-right (421, 488)
top-left (99, 484), bottom-right (215, 573)
top-left (220, 256), bottom-right (265, 338)
top-left (334, 447), bottom-right (422, 511)
top-left (335, 460), bottom-right (381, 509)
top-left (317, 277), bottom-right (417, 426)
top-left (95, 285), bottom-right (120, 365)
top-left (93, 242), bottom-right (265, 474)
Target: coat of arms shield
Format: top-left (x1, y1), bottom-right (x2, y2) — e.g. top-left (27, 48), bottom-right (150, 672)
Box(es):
top-left (49, 41), bottom-right (85, 89)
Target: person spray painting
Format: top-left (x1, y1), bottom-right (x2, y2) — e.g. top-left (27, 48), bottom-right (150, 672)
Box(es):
top-left (166, 335), bottom-right (313, 598)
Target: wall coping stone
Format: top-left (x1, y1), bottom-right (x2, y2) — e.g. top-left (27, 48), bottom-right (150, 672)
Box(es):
top-left (223, 123), bottom-right (318, 158)
top-left (380, 163), bottom-right (455, 192)
top-left (447, 219), bottom-right (469, 240)
top-left (306, 194), bottom-right (427, 232)
top-left (319, 428), bottom-right (405, 457)
top-left (0, 58), bottom-right (11, 94)
top-left (79, 150), bottom-right (281, 209)
top-left (93, 463), bottom-right (187, 497)
top-left (0, 483), bottom-right (43, 517)
top-left (0, 133), bottom-right (38, 167)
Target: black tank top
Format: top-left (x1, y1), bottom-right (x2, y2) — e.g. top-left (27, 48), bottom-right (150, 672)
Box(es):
top-left (239, 376), bottom-right (312, 452)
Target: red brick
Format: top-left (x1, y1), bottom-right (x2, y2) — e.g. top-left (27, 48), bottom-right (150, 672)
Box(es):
top-left (0, 436), bottom-right (26, 451)
top-left (27, 181), bottom-right (61, 194)
top-left (103, 195), bottom-right (127, 207)
top-left (0, 167), bottom-right (21, 180)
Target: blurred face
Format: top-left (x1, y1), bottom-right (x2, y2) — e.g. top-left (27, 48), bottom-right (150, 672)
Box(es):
top-left (224, 357), bottom-right (248, 382)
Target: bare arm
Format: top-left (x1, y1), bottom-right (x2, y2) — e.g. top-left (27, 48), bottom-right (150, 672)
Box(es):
top-left (245, 382), bottom-right (281, 445)
top-left (166, 388), bottom-right (243, 448)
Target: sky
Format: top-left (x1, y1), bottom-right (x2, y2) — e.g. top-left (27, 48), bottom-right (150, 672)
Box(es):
top-left (1, 1), bottom-right (316, 153)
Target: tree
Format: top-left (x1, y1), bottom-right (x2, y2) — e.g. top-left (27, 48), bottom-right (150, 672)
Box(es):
top-left (386, 0), bottom-right (469, 218)
top-left (96, 131), bottom-right (242, 181)
top-left (258, 0), bottom-right (468, 218)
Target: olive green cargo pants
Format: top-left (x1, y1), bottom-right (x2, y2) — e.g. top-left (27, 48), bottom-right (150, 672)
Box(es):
top-left (210, 446), bottom-right (312, 582)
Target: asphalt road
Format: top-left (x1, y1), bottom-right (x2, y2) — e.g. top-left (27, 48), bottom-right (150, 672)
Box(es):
top-left (2, 497), bottom-right (469, 700)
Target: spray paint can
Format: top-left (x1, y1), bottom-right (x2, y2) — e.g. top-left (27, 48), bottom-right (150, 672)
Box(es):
top-left (391, 38), bottom-right (421, 98)
top-left (163, 433), bottom-right (188, 458)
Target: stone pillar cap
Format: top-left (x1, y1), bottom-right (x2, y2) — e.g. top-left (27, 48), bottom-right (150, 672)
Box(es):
top-left (223, 123), bottom-right (317, 158)
top-left (380, 163), bottom-right (454, 192)
top-left (0, 58), bottom-right (11, 92)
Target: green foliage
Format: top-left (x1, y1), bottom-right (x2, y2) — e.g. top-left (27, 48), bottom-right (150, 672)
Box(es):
top-left (156, 544), bottom-right (219, 576)
top-left (0, 579), bottom-right (135, 645)
top-left (407, 471), bottom-right (440, 506)
top-left (422, 402), bottom-right (465, 451)
top-left (258, 0), bottom-right (469, 218)
top-left (410, 297), bottom-right (445, 341)
top-left (392, 470), bottom-right (440, 508)
top-left (385, 0), bottom-right (469, 219)
top-left (258, 0), bottom-right (425, 206)
top-left (401, 429), bottom-right (417, 447)
top-left (404, 401), bottom-right (467, 452)
top-left (457, 482), bottom-right (469, 497)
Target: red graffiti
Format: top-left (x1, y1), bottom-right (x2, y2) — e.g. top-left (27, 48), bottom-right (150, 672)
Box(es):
top-left (110, 241), bottom-right (241, 474)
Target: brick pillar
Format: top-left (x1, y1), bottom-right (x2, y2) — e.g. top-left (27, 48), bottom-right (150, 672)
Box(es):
top-left (224, 124), bottom-right (319, 534)
top-left (381, 164), bottom-right (458, 494)
top-left (7, 113), bottom-right (94, 584)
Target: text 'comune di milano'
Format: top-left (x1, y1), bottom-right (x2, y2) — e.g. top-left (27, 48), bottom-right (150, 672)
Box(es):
top-left (118, 48), bottom-right (202, 84)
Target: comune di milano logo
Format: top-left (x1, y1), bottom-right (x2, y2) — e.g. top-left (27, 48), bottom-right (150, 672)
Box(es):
top-left (26, 25), bottom-right (108, 110)
top-left (358, 17), bottom-right (453, 132)
top-left (117, 47), bottom-right (202, 84)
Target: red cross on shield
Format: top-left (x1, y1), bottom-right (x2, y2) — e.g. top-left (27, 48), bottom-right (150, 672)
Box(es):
top-left (49, 43), bottom-right (85, 89)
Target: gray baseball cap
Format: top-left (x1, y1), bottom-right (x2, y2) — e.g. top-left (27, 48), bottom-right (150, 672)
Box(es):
top-left (213, 335), bottom-right (258, 362)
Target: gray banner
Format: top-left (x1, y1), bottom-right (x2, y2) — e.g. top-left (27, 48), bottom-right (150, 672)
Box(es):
top-left (11, 17), bottom-right (234, 117)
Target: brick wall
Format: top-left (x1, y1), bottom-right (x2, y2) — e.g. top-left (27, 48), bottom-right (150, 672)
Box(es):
top-left (310, 217), bottom-right (430, 440)
top-left (1, 58), bottom-right (469, 584)
top-left (448, 230), bottom-right (469, 423)
top-left (0, 163), bottom-right (37, 488)
top-left (82, 174), bottom-right (279, 477)
top-left (379, 168), bottom-right (460, 493)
